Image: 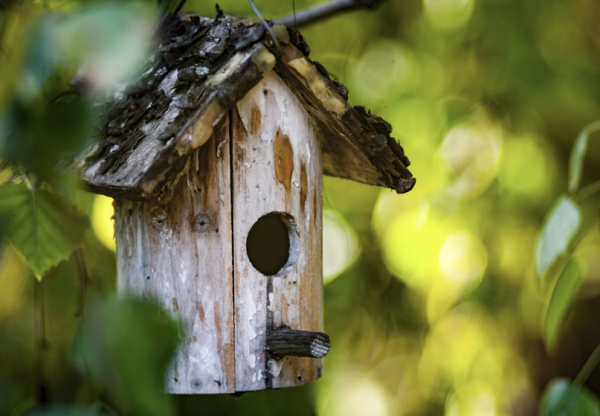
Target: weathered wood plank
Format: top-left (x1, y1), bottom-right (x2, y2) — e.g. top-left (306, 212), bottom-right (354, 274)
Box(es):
top-left (232, 71), bottom-right (323, 391)
top-left (114, 117), bottom-right (235, 394)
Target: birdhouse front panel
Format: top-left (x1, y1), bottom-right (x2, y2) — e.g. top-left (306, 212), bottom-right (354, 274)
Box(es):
top-left (232, 72), bottom-right (323, 391)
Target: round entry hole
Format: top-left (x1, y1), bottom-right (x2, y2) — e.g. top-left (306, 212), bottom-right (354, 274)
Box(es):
top-left (246, 213), bottom-right (299, 276)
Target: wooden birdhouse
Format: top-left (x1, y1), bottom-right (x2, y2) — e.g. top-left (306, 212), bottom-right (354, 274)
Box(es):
top-left (76, 11), bottom-right (414, 395)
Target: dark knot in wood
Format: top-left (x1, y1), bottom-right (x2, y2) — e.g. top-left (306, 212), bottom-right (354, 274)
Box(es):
top-left (193, 214), bottom-right (211, 233)
top-left (266, 328), bottom-right (330, 359)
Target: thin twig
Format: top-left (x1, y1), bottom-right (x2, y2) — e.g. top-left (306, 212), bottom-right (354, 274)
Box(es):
top-left (48, 90), bottom-right (77, 104)
top-left (275, 0), bottom-right (386, 28)
top-left (34, 278), bottom-right (48, 406)
top-left (574, 343), bottom-right (600, 386)
top-left (173, 0), bottom-right (186, 13)
top-left (74, 248), bottom-right (89, 318)
top-left (247, 0), bottom-right (279, 50)
top-left (574, 180), bottom-right (600, 203)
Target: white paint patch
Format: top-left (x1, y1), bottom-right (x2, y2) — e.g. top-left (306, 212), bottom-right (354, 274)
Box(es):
top-left (243, 290), bottom-right (258, 368)
top-left (159, 226), bottom-right (173, 242)
top-left (268, 292), bottom-right (274, 312)
top-left (268, 359), bottom-right (284, 378)
top-left (179, 267), bottom-right (188, 284)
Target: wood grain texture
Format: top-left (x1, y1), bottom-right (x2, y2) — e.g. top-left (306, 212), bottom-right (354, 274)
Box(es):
top-left (114, 117), bottom-right (235, 394)
top-left (232, 71), bottom-right (323, 391)
top-left (267, 329), bottom-right (330, 359)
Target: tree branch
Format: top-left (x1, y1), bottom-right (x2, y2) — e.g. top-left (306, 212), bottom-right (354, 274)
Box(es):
top-left (248, 0), bottom-right (280, 50)
top-left (274, 0), bottom-right (386, 28)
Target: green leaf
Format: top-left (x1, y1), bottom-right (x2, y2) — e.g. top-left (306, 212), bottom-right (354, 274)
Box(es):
top-left (75, 298), bottom-right (179, 416)
top-left (0, 183), bottom-right (89, 278)
top-left (539, 378), bottom-right (600, 416)
top-left (569, 121), bottom-right (600, 194)
top-left (535, 195), bottom-right (581, 278)
top-left (543, 260), bottom-right (582, 351)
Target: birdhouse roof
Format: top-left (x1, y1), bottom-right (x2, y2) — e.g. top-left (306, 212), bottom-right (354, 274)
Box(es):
top-left (76, 11), bottom-right (415, 201)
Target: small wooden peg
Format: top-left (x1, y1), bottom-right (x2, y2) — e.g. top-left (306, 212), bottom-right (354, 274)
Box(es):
top-left (266, 328), bottom-right (330, 359)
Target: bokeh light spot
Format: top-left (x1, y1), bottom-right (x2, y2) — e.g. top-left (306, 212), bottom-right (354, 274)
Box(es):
top-left (92, 195), bottom-right (115, 252)
top-left (446, 383), bottom-right (498, 416)
top-left (498, 137), bottom-right (551, 197)
top-left (317, 376), bottom-right (390, 416)
top-left (353, 41), bottom-right (418, 101)
top-left (323, 209), bottom-right (360, 284)
top-left (438, 109), bottom-right (503, 198)
top-left (382, 98), bottom-right (446, 142)
top-left (383, 205), bottom-right (451, 292)
top-left (439, 232), bottom-right (487, 285)
top-left (424, 0), bottom-right (474, 31)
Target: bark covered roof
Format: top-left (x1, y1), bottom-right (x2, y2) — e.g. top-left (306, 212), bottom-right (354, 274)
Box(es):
top-left (77, 10), bottom-right (415, 200)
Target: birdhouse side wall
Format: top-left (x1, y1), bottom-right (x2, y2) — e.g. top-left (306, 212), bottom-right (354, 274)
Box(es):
top-left (114, 118), bottom-right (235, 394)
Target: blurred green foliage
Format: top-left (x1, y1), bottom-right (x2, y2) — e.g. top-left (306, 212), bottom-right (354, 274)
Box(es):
top-left (75, 298), bottom-right (179, 416)
top-left (1, 0), bottom-right (600, 415)
top-left (539, 378), bottom-right (600, 416)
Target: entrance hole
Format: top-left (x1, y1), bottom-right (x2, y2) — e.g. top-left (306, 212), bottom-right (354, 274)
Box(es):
top-left (246, 212), bottom-right (299, 276)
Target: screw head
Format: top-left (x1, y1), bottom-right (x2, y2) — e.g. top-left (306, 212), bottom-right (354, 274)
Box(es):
top-left (193, 214), bottom-right (211, 233)
top-left (191, 378), bottom-right (203, 390)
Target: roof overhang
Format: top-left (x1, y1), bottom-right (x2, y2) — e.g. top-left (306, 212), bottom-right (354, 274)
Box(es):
top-left (75, 12), bottom-right (415, 201)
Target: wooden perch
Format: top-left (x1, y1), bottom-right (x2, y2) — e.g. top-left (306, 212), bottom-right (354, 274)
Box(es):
top-left (275, 0), bottom-right (387, 28)
top-left (266, 328), bottom-right (331, 359)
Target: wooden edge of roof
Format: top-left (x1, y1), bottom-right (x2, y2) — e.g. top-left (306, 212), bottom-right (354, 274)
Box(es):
top-left (270, 36), bottom-right (415, 194)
